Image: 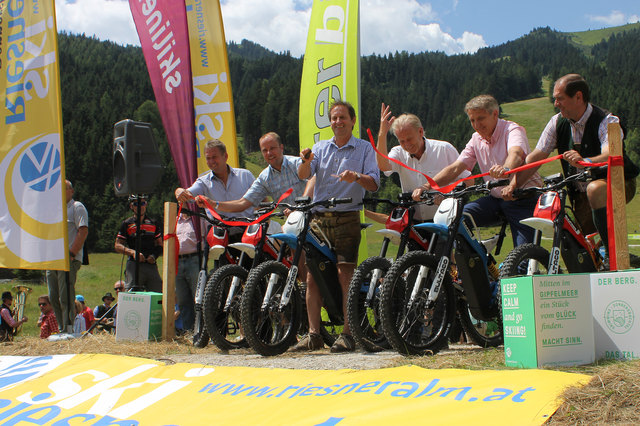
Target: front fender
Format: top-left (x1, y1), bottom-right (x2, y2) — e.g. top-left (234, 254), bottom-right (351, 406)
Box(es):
top-left (413, 222), bottom-right (449, 237)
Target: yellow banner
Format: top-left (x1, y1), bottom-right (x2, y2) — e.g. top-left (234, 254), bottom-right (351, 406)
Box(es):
top-left (0, 355), bottom-right (590, 425)
top-left (185, 0), bottom-right (239, 172)
top-left (299, 0), bottom-right (361, 148)
top-left (0, 1), bottom-right (67, 270)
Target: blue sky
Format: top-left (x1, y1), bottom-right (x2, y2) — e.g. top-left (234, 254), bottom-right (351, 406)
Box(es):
top-left (54, 0), bottom-right (640, 56)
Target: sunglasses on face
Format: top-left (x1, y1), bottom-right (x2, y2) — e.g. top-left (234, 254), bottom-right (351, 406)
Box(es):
top-left (38, 302), bottom-right (48, 307)
top-left (114, 287), bottom-right (124, 291)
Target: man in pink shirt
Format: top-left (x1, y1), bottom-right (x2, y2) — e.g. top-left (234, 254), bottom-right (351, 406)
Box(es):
top-left (415, 95), bottom-right (542, 246)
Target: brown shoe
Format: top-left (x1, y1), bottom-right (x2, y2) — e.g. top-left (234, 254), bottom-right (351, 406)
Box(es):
top-left (330, 334), bottom-right (355, 353)
top-left (290, 333), bottom-right (324, 352)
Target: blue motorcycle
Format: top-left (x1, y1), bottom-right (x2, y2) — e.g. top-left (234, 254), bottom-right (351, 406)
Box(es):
top-left (379, 180), bottom-right (509, 355)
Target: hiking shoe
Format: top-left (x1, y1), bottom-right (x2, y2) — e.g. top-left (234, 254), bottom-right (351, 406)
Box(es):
top-left (330, 334), bottom-right (355, 353)
top-left (290, 333), bottom-right (324, 352)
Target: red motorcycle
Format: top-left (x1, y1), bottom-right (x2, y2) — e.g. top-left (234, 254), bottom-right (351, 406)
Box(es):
top-left (499, 168), bottom-right (606, 277)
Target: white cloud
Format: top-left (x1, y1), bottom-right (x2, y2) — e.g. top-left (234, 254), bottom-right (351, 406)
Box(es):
top-left (220, 0), bottom-right (311, 55)
top-left (54, 0), bottom-right (485, 56)
top-left (364, 0), bottom-right (485, 54)
top-left (55, 0), bottom-right (138, 46)
top-left (588, 10), bottom-right (640, 26)
top-left (222, 0), bottom-right (485, 55)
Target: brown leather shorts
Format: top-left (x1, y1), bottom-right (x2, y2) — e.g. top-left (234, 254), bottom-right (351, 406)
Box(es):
top-left (311, 211), bottom-right (361, 264)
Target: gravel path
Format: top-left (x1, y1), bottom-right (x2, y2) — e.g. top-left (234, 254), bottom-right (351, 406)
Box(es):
top-left (160, 344), bottom-right (478, 370)
top-left (165, 350), bottom-right (405, 370)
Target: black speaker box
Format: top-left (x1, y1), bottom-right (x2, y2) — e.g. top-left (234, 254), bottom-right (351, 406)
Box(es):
top-left (113, 120), bottom-right (163, 196)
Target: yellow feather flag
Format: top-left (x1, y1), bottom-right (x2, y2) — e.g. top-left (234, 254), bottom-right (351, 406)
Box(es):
top-left (185, 0), bottom-right (239, 172)
top-left (299, 0), bottom-right (361, 148)
top-left (0, 1), bottom-right (68, 270)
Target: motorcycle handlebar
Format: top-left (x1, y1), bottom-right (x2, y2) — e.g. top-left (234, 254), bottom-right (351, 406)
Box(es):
top-left (487, 179), bottom-right (510, 189)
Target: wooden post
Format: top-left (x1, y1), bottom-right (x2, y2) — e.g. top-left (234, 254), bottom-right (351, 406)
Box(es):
top-left (608, 122), bottom-right (630, 270)
top-left (162, 201), bottom-right (177, 340)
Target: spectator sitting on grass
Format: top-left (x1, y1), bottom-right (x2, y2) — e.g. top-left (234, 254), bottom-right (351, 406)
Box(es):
top-left (93, 292), bottom-right (116, 332)
top-left (73, 300), bottom-right (87, 334)
top-left (37, 295), bottom-right (59, 339)
top-left (75, 294), bottom-right (94, 331)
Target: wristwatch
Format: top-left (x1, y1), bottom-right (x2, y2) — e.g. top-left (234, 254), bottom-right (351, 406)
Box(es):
top-left (355, 172), bottom-right (362, 181)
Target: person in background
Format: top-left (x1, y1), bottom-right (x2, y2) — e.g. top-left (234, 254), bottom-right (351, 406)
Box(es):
top-left (0, 291), bottom-right (27, 342)
top-left (73, 300), bottom-right (87, 334)
top-left (46, 180), bottom-right (89, 332)
top-left (75, 294), bottom-right (94, 331)
top-left (112, 280), bottom-right (125, 325)
top-left (37, 295), bottom-right (59, 339)
top-left (175, 213), bottom-right (202, 332)
top-left (114, 195), bottom-right (163, 292)
top-left (296, 100), bottom-right (380, 353)
top-left (93, 292), bottom-right (116, 332)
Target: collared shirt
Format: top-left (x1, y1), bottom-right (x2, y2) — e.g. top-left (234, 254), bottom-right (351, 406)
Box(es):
top-left (243, 155), bottom-right (307, 206)
top-left (67, 198), bottom-right (88, 261)
top-left (308, 135), bottom-right (380, 212)
top-left (536, 103), bottom-right (622, 154)
top-left (188, 166), bottom-right (256, 218)
top-left (39, 311), bottom-right (59, 339)
top-left (385, 137), bottom-right (470, 220)
top-left (176, 215), bottom-right (199, 255)
top-left (458, 118), bottom-right (542, 198)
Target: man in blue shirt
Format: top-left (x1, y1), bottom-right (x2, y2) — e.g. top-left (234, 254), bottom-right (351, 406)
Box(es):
top-left (296, 100), bottom-right (380, 353)
top-left (175, 139), bottom-right (255, 219)
top-left (207, 132), bottom-right (307, 212)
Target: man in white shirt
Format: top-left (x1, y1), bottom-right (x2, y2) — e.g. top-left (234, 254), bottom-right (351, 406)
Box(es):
top-left (375, 103), bottom-right (470, 221)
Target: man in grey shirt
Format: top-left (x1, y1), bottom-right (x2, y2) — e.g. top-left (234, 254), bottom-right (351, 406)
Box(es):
top-left (46, 180), bottom-right (88, 333)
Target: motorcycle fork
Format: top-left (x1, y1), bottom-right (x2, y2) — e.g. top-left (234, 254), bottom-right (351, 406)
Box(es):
top-left (223, 252), bottom-right (247, 311)
top-left (264, 213), bottom-right (309, 311)
top-left (423, 201), bottom-right (460, 309)
top-left (548, 190), bottom-right (568, 274)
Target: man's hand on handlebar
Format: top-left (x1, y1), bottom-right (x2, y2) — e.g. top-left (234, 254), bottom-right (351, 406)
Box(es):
top-left (501, 180), bottom-right (517, 201)
top-left (412, 182), bottom-right (432, 202)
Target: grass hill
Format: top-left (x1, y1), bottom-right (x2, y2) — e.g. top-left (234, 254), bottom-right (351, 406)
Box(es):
top-left (566, 21), bottom-right (640, 50)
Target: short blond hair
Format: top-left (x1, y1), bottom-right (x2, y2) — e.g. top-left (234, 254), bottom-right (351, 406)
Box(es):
top-left (391, 113), bottom-right (423, 135)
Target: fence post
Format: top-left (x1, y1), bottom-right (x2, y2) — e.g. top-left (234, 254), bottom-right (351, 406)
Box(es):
top-left (608, 122), bottom-right (629, 270)
top-left (162, 201), bottom-right (177, 340)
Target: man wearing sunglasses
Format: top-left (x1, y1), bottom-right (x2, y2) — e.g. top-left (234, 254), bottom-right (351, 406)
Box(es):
top-left (114, 195), bottom-right (163, 292)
